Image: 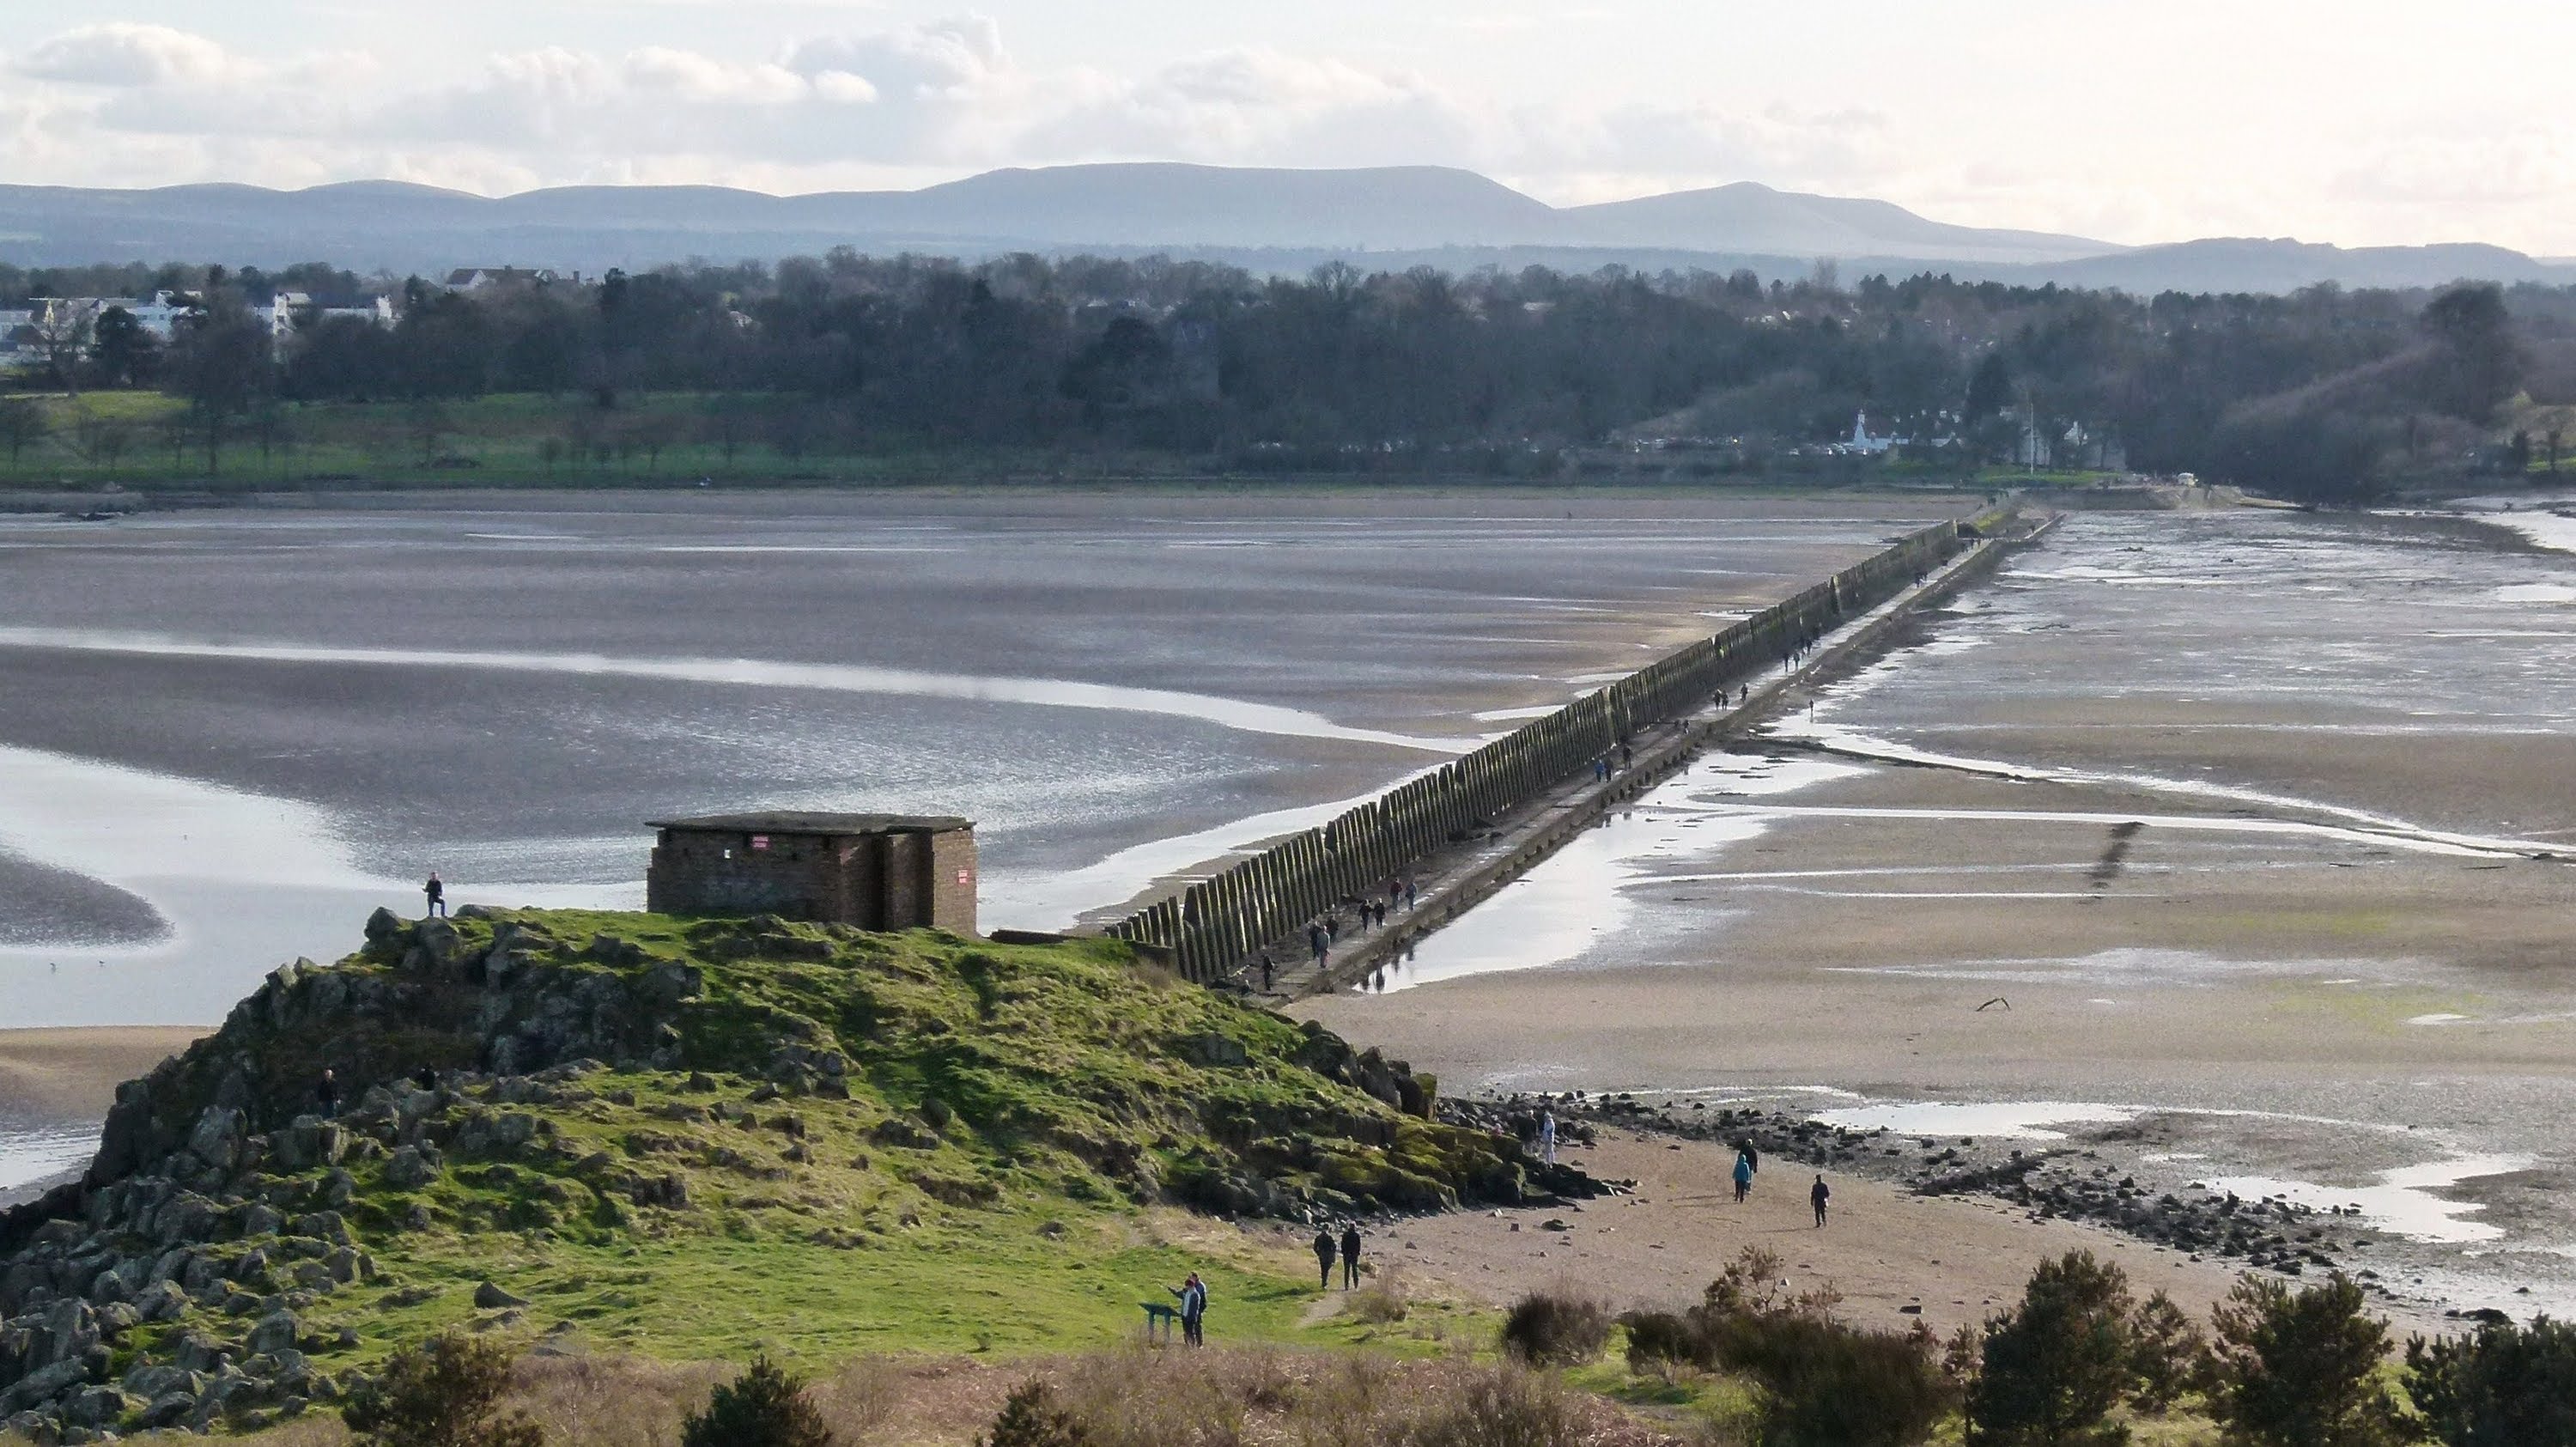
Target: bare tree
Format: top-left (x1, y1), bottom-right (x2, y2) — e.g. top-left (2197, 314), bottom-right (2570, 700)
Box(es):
top-left (407, 399), bottom-right (453, 468)
top-left (71, 408), bottom-right (135, 471)
top-left (0, 398), bottom-right (48, 467)
top-left (28, 303), bottom-right (93, 397)
top-left (633, 413), bottom-right (681, 474)
top-left (702, 393), bottom-right (750, 466)
top-left (247, 402), bottom-right (295, 475)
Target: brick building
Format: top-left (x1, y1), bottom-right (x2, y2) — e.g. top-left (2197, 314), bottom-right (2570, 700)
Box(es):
top-left (645, 813), bottom-right (977, 933)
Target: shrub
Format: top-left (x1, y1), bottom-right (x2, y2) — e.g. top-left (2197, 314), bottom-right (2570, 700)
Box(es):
top-left (811, 1360), bottom-right (900, 1443)
top-left (343, 1333), bottom-right (544, 1447)
top-left (1618, 1249), bottom-right (1949, 1446)
top-left (1389, 1365), bottom-right (1584, 1447)
top-left (1058, 1349), bottom-right (1249, 1447)
top-left (1963, 1249), bottom-right (2136, 1446)
top-left (2128, 1290), bottom-right (2212, 1416)
top-left (1620, 1310), bottom-right (1700, 1372)
top-left (683, 1356), bottom-right (832, 1447)
top-left (985, 1380), bottom-right (1091, 1447)
top-left (1735, 1314), bottom-right (1956, 1447)
top-left (2208, 1273), bottom-right (2410, 1447)
top-left (1345, 1269), bottom-right (1412, 1325)
top-left (1499, 1292), bottom-right (1613, 1366)
top-left (2405, 1314), bottom-right (2576, 1446)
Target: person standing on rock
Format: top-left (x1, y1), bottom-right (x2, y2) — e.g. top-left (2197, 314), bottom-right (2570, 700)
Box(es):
top-left (1260, 954), bottom-right (1276, 993)
top-left (1538, 1108), bottom-right (1558, 1165)
top-left (1312, 1226), bottom-right (1338, 1288)
top-left (1340, 1223), bottom-right (1363, 1289)
top-left (316, 1067), bottom-right (341, 1120)
top-left (1810, 1174), bottom-right (1831, 1228)
top-left (423, 872), bottom-right (447, 918)
top-left (1733, 1151), bottom-right (1754, 1204)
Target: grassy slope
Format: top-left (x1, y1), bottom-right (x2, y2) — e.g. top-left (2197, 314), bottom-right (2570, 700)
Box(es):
top-left (0, 390), bottom-right (1977, 492)
top-left (0, 391), bottom-right (1200, 489)
top-left (76, 909), bottom-right (1533, 1373)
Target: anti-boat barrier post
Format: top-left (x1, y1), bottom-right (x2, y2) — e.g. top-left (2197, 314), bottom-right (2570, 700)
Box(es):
top-left (1107, 506), bottom-right (2022, 983)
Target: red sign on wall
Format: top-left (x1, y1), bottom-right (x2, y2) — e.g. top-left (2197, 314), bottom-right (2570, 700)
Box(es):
top-left (750, 835), bottom-right (769, 851)
top-left (957, 869), bottom-right (973, 886)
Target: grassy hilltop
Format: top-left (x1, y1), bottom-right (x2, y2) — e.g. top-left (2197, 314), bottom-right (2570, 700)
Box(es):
top-left (0, 909), bottom-right (1583, 1437)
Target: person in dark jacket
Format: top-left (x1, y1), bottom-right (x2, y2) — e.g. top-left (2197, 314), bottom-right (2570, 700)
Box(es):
top-left (1340, 1223), bottom-right (1363, 1289)
top-left (315, 1067), bottom-right (340, 1119)
top-left (1170, 1272), bottom-right (1206, 1346)
top-left (423, 872), bottom-right (447, 917)
top-left (1312, 1227), bottom-right (1338, 1288)
top-left (1811, 1174), bottom-right (1832, 1228)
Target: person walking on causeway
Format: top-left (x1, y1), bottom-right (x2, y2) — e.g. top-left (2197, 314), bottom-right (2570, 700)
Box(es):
top-left (1811, 1174), bottom-right (1831, 1228)
top-left (1732, 1151), bottom-right (1754, 1204)
top-left (1312, 1226), bottom-right (1337, 1288)
top-left (1340, 1223), bottom-right (1362, 1289)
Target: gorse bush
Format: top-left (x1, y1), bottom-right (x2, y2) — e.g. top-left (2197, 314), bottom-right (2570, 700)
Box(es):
top-left (985, 1380), bottom-right (1091, 1447)
top-left (342, 1334), bottom-right (544, 1447)
top-left (1620, 1247), bottom-right (1946, 1447)
top-left (2405, 1314), bottom-right (2576, 1447)
top-left (2208, 1273), bottom-right (2410, 1447)
top-left (682, 1357), bottom-right (832, 1447)
top-left (1963, 1249), bottom-right (2136, 1447)
top-left (1499, 1292), bottom-right (1613, 1366)
top-left (1737, 1316), bottom-right (1956, 1447)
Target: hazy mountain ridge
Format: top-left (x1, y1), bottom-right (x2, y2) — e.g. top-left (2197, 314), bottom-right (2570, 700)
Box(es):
top-left (2, 162), bottom-right (2566, 295)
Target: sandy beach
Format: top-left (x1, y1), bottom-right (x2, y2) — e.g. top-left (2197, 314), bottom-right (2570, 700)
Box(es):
top-left (0, 1025), bottom-right (203, 1120)
top-left (1346, 1130), bottom-right (2447, 1339)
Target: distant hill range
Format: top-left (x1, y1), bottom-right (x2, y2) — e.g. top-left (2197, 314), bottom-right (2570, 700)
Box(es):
top-left (3, 162), bottom-right (2567, 295)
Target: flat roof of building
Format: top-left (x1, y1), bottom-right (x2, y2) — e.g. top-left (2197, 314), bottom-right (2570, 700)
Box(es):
top-left (649, 812), bottom-right (973, 836)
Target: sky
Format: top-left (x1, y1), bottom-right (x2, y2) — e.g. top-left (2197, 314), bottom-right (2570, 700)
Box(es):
top-left (2, 1), bottom-right (2572, 253)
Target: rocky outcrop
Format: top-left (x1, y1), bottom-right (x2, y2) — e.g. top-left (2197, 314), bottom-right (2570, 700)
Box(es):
top-left (0, 909), bottom-right (1595, 1439)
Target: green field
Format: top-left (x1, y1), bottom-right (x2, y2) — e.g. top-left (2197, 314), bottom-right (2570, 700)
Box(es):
top-left (0, 390), bottom-right (1215, 491)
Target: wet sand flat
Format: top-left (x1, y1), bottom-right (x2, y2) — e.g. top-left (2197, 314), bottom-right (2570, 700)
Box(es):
top-left (0, 1026), bottom-right (204, 1119)
top-left (1303, 508), bottom-right (2576, 1315)
top-left (0, 486), bottom-right (1965, 1028)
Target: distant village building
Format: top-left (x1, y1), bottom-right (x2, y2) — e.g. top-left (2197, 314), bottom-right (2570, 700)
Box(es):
top-left (646, 813), bottom-right (979, 934)
top-left (264, 291), bottom-right (396, 341)
top-left (1843, 411), bottom-right (1899, 455)
top-left (443, 267), bottom-right (564, 292)
top-left (2, 288), bottom-right (393, 369)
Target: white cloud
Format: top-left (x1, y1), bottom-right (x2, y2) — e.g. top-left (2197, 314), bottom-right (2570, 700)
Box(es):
top-left (1, 9), bottom-right (2569, 252)
top-left (0, 14), bottom-right (1876, 185)
top-left (15, 22), bottom-right (240, 87)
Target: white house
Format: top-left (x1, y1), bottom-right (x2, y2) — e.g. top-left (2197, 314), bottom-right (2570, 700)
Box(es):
top-left (442, 267), bottom-right (562, 292)
top-left (264, 292), bottom-right (396, 340)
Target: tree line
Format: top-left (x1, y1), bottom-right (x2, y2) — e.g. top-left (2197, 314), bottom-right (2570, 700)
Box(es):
top-left (7, 250), bottom-right (2568, 500)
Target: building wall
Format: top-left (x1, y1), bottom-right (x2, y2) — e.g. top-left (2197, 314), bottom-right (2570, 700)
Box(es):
top-left (647, 830), bottom-right (837, 918)
top-left (646, 826), bottom-right (977, 934)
